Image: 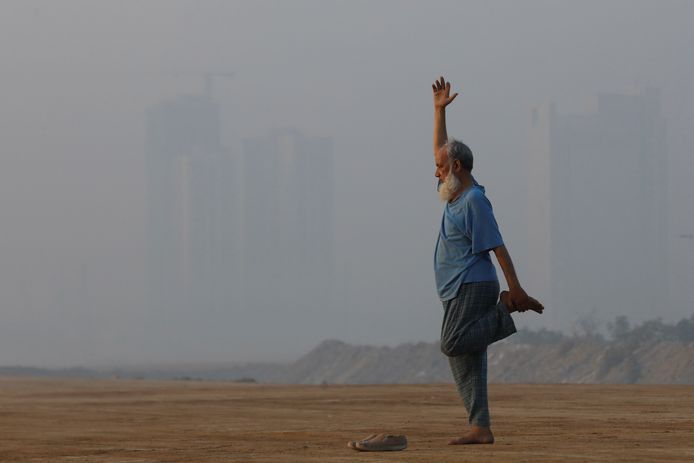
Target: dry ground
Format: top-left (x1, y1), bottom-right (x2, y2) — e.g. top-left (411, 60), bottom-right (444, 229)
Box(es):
top-left (1, 377), bottom-right (693, 462)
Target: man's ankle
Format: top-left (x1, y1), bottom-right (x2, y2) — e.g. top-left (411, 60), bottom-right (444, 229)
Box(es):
top-left (471, 425), bottom-right (492, 433)
top-left (499, 291), bottom-right (514, 313)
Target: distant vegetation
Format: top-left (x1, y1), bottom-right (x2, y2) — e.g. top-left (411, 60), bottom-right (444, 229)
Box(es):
top-left (514, 313), bottom-right (694, 344)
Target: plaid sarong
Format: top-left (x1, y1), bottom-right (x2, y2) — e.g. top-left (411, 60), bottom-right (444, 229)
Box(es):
top-left (440, 280), bottom-right (516, 426)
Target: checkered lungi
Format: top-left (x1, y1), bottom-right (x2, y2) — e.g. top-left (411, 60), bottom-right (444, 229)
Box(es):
top-left (440, 280), bottom-right (517, 427)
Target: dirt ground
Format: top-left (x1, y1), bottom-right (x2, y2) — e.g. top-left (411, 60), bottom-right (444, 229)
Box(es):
top-left (1, 377), bottom-right (693, 462)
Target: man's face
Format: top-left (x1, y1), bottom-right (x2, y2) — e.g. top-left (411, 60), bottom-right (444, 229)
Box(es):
top-left (435, 147), bottom-right (462, 202)
top-left (435, 146), bottom-right (451, 184)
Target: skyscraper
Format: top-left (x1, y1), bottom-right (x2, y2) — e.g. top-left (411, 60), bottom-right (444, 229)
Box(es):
top-left (242, 128), bottom-right (334, 321)
top-left (145, 91), bottom-right (334, 356)
top-left (146, 94), bottom-right (240, 333)
top-left (529, 88), bottom-right (668, 328)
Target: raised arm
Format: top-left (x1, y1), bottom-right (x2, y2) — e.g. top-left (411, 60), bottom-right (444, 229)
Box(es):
top-left (432, 76), bottom-right (459, 155)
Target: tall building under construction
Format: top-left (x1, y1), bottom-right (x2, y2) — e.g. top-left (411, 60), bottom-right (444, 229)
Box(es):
top-left (145, 93), bottom-right (240, 339)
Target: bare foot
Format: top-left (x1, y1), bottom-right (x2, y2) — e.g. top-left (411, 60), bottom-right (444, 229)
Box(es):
top-left (525, 295), bottom-right (544, 313)
top-left (448, 426), bottom-right (495, 445)
top-left (500, 291), bottom-right (544, 314)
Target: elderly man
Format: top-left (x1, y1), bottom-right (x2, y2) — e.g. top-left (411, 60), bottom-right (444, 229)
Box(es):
top-left (432, 76), bottom-right (543, 445)
top-left (348, 77), bottom-right (544, 452)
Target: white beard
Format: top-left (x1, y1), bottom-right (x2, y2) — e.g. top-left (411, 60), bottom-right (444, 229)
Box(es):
top-left (438, 173), bottom-right (462, 202)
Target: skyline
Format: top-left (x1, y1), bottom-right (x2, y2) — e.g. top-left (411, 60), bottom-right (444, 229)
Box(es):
top-left (529, 88), bottom-right (668, 329)
top-left (0, 0), bottom-right (692, 367)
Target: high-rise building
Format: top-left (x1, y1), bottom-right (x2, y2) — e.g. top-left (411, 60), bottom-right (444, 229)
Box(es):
top-left (529, 88), bottom-right (668, 328)
top-left (146, 94), bottom-right (240, 330)
top-left (242, 128), bottom-right (334, 319)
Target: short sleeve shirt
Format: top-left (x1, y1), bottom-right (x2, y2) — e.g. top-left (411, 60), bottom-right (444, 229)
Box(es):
top-left (434, 182), bottom-right (503, 301)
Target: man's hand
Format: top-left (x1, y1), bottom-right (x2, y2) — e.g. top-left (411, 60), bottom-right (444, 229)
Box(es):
top-left (432, 76), bottom-right (459, 111)
top-left (493, 244), bottom-right (544, 314)
top-left (500, 288), bottom-right (544, 314)
top-left (507, 286), bottom-right (530, 310)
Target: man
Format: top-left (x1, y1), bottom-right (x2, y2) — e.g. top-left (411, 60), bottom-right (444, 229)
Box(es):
top-left (348, 77), bottom-right (544, 452)
top-left (432, 76), bottom-right (544, 445)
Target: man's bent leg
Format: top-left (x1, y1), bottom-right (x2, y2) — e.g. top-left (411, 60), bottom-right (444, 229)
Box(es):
top-left (440, 281), bottom-right (516, 357)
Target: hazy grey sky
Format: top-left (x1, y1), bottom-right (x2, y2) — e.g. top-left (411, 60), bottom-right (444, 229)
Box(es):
top-left (1, 0), bottom-right (693, 367)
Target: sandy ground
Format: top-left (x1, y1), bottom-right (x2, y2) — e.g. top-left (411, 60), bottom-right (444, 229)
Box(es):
top-left (1, 377), bottom-right (693, 462)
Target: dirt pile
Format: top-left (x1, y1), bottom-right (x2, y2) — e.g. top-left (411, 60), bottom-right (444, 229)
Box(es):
top-left (284, 336), bottom-right (694, 384)
top-left (282, 316), bottom-right (694, 384)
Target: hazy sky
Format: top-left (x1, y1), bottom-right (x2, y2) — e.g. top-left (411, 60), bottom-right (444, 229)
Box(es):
top-left (1, 0), bottom-right (693, 367)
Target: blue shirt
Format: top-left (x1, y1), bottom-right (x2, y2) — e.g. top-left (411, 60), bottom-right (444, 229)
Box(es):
top-left (434, 181), bottom-right (504, 301)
